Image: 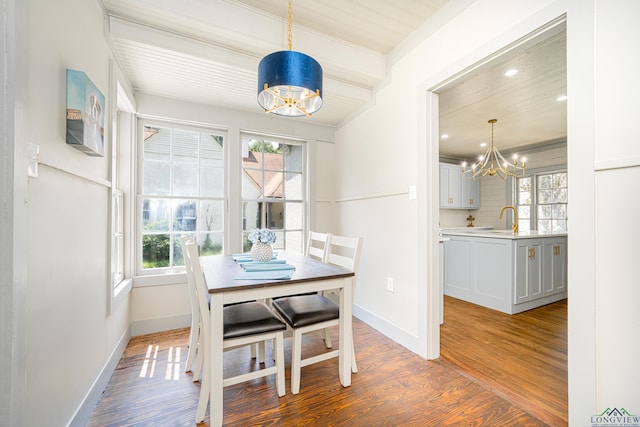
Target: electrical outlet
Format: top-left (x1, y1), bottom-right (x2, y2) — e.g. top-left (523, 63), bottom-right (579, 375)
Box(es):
top-left (386, 277), bottom-right (394, 292)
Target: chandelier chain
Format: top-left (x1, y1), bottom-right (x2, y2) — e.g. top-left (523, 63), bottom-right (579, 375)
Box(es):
top-left (287, 0), bottom-right (293, 50)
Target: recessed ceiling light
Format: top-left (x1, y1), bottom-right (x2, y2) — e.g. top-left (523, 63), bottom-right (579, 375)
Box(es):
top-left (504, 69), bottom-right (518, 77)
top-left (480, 142), bottom-right (487, 147)
top-left (556, 95), bottom-right (567, 102)
top-left (441, 134), bottom-right (449, 139)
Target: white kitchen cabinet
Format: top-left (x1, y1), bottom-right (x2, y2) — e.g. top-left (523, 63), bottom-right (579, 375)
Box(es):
top-left (461, 177), bottom-right (480, 208)
top-left (439, 163), bottom-right (479, 209)
top-left (514, 236), bottom-right (567, 304)
top-left (542, 238), bottom-right (567, 296)
top-left (442, 231), bottom-right (567, 314)
top-left (439, 163), bottom-right (461, 208)
top-left (514, 240), bottom-right (543, 304)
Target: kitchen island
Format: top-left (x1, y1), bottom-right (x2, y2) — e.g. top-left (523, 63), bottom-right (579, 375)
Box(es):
top-left (441, 229), bottom-right (567, 314)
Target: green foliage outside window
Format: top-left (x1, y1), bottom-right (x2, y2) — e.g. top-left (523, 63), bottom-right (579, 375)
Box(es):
top-left (249, 140), bottom-right (282, 154)
top-left (142, 234), bottom-right (170, 268)
top-left (201, 234), bottom-right (222, 256)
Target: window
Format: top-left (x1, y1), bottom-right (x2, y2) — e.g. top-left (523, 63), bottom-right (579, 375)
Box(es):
top-left (516, 170), bottom-right (568, 233)
top-left (109, 81), bottom-right (135, 312)
top-left (139, 122), bottom-right (226, 273)
top-left (241, 134), bottom-right (305, 254)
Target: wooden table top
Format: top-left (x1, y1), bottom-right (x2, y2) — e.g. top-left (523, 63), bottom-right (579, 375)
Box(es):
top-left (200, 250), bottom-right (354, 294)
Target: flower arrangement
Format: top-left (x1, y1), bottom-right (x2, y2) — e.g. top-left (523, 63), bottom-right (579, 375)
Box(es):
top-left (248, 228), bottom-right (277, 245)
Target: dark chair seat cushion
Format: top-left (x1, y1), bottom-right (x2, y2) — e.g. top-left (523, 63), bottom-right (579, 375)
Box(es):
top-left (223, 301), bottom-right (286, 339)
top-left (271, 294), bottom-right (339, 328)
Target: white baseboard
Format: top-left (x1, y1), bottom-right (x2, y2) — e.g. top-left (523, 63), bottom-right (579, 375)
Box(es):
top-left (352, 304), bottom-right (420, 356)
top-left (130, 313), bottom-right (191, 337)
top-left (68, 326), bottom-right (131, 427)
top-left (323, 293), bottom-right (420, 356)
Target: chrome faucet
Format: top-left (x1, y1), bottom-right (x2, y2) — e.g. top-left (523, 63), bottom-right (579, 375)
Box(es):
top-left (499, 205), bottom-right (519, 233)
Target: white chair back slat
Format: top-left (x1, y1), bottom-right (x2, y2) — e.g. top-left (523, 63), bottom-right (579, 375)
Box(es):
top-left (325, 234), bottom-right (363, 276)
top-left (305, 231), bottom-right (330, 261)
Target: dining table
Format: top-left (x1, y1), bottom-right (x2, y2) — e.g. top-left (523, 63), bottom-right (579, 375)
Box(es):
top-left (200, 250), bottom-right (355, 427)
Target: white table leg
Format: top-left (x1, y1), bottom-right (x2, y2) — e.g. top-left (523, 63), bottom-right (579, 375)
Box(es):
top-left (339, 277), bottom-right (352, 387)
top-left (210, 293), bottom-right (224, 427)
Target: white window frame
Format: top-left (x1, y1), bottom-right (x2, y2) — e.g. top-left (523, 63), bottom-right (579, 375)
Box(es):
top-left (135, 118), bottom-right (228, 277)
top-left (240, 132), bottom-right (307, 255)
top-left (514, 166), bottom-right (568, 233)
top-left (108, 80), bottom-right (135, 313)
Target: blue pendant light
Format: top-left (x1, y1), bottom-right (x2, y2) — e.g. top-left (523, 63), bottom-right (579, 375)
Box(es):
top-left (257, 1), bottom-right (323, 117)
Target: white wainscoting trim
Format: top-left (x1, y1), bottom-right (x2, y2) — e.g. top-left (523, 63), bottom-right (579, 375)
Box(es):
top-left (594, 156), bottom-right (640, 171)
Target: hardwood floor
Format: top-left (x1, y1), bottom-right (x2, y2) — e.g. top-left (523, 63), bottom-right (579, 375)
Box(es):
top-left (440, 296), bottom-right (568, 427)
top-left (88, 301), bottom-right (566, 426)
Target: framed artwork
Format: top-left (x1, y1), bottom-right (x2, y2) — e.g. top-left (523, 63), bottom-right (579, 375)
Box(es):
top-left (66, 69), bottom-right (105, 157)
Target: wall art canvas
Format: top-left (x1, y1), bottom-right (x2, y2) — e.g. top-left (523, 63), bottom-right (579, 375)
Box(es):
top-left (66, 69), bottom-right (105, 157)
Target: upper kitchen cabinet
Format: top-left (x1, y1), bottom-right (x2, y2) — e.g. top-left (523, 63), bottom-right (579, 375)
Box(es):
top-left (440, 163), bottom-right (480, 209)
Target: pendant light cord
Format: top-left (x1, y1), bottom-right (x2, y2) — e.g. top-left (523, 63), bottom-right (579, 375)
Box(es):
top-left (287, 0), bottom-right (293, 50)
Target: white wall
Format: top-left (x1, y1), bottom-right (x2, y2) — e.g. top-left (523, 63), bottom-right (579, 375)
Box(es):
top-left (334, 102), bottom-right (420, 345)
top-left (567, 0), bottom-right (640, 421)
top-left (592, 0), bottom-right (640, 409)
top-left (21, 0), bottom-right (132, 425)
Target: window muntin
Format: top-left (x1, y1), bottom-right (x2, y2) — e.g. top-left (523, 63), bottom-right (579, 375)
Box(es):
top-left (241, 136), bottom-right (305, 254)
top-left (516, 170), bottom-right (567, 233)
top-left (140, 123), bottom-right (225, 272)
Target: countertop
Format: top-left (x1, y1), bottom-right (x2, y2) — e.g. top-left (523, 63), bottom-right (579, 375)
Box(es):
top-left (440, 226), bottom-right (493, 231)
top-left (441, 229), bottom-right (568, 240)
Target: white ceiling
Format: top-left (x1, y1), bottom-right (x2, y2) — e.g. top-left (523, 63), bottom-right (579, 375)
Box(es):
top-left (102, 0), bottom-right (566, 158)
top-left (437, 22), bottom-right (567, 159)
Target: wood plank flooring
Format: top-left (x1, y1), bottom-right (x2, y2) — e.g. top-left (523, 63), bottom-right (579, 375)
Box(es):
top-left (88, 299), bottom-right (567, 426)
top-left (440, 296), bottom-right (568, 427)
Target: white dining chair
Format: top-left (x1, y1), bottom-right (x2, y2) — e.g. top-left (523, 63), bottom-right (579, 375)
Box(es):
top-left (183, 239), bottom-right (286, 423)
top-left (304, 230), bottom-right (334, 347)
top-left (181, 237), bottom-right (265, 381)
top-left (271, 233), bottom-right (363, 394)
top-left (181, 236), bottom-right (202, 376)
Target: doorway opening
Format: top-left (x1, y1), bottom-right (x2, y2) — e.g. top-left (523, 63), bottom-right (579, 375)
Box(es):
top-left (430, 19), bottom-right (568, 426)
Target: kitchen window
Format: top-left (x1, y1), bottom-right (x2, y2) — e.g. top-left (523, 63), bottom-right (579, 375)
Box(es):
top-left (516, 170), bottom-right (568, 233)
top-left (138, 121), bottom-right (226, 274)
top-left (241, 134), bottom-right (305, 254)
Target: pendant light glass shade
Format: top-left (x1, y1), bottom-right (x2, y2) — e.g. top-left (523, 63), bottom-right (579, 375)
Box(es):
top-left (258, 50), bottom-right (323, 117)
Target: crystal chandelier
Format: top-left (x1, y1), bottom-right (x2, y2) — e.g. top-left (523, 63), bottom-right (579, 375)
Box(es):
top-left (257, 0), bottom-right (323, 117)
top-left (461, 119), bottom-right (526, 180)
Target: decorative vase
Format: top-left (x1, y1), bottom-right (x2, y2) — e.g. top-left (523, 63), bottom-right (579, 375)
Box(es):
top-left (251, 242), bottom-right (273, 262)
